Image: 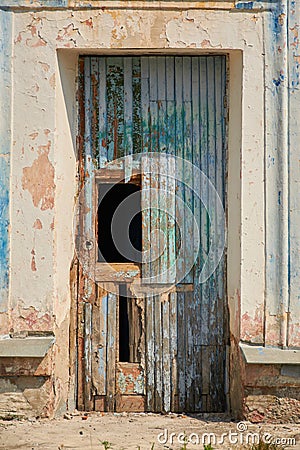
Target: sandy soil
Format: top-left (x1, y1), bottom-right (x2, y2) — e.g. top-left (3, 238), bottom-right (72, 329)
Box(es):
top-left (0, 413), bottom-right (299, 450)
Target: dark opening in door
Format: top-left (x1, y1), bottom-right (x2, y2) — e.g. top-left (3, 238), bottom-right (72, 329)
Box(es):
top-left (98, 183), bottom-right (142, 263)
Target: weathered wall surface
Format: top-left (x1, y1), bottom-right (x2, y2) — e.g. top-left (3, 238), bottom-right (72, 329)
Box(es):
top-left (0, 0), bottom-right (299, 419)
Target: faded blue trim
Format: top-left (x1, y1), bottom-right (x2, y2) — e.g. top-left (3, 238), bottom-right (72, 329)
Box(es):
top-left (234, 0), bottom-right (278, 10)
top-left (0, 10), bottom-right (12, 313)
top-left (235, 2), bottom-right (254, 9)
top-left (0, 0), bottom-right (68, 8)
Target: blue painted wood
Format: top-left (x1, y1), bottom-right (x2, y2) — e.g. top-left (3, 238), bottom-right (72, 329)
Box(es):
top-left (106, 292), bottom-right (117, 411)
top-left (0, 10), bottom-right (12, 312)
top-left (98, 292), bottom-right (108, 395)
top-left (98, 58), bottom-right (108, 168)
top-left (106, 57), bottom-right (124, 161)
top-left (81, 56), bottom-right (227, 412)
top-left (145, 294), bottom-right (155, 411)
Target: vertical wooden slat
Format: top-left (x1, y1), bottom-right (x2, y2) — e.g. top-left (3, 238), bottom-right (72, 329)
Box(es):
top-left (199, 57), bottom-right (210, 347)
top-left (154, 295), bottom-right (163, 411)
top-left (98, 290), bottom-right (108, 395)
top-left (177, 290), bottom-right (186, 411)
top-left (191, 58), bottom-right (202, 410)
top-left (166, 58), bottom-right (177, 284)
top-left (106, 292), bottom-right (117, 411)
top-left (207, 57), bottom-right (218, 345)
top-left (149, 58), bottom-right (160, 279)
top-left (182, 57), bottom-right (194, 284)
top-left (142, 154), bottom-right (151, 281)
top-left (169, 290), bottom-right (178, 411)
top-left (185, 290), bottom-right (195, 411)
top-left (91, 57), bottom-right (99, 164)
top-left (82, 57), bottom-right (94, 411)
top-left (132, 57), bottom-right (142, 155)
top-left (124, 57), bottom-right (133, 181)
top-left (157, 58), bottom-right (168, 283)
top-left (98, 58), bottom-right (107, 168)
top-left (162, 296), bottom-right (171, 412)
top-left (106, 57), bottom-right (124, 161)
top-left (214, 56), bottom-right (225, 347)
top-left (146, 294), bottom-right (155, 411)
top-left (84, 302), bottom-right (93, 410)
top-left (175, 57), bottom-right (185, 284)
top-left (141, 57), bottom-right (150, 154)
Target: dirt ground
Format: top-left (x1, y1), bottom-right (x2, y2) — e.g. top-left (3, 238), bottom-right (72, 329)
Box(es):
top-left (0, 413), bottom-right (300, 450)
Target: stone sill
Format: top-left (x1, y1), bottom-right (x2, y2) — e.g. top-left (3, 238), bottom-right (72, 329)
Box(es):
top-left (0, 336), bottom-right (55, 358)
top-left (240, 343), bottom-right (300, 365)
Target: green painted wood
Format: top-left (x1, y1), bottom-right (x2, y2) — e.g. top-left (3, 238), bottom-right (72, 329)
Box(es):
top-left (81, 55), bottom-right (227, 413)
top-left (98, 58), bottom-right (108, 167)
top-left (106, 292), bottom-right (117, 411)
top-left (106, 57), bottom-right (124, 161)
top-left (145, 294), bottom-right (155, 411)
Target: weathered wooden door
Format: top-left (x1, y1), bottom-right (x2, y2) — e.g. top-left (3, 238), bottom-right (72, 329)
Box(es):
top-left (77, 56), bottom-right (228, 412)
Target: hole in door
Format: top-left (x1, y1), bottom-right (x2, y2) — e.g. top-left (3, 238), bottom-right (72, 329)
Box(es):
top-left (98, 183), bottom-right (142, 263)
top-left (118, 284), bottom-right (142, 363)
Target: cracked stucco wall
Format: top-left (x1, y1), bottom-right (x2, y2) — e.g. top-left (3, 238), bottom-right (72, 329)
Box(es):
top-left (0, 0), bottom-right (299, 417)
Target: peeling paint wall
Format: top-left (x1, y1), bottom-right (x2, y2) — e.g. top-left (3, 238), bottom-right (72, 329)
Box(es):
top-left (0, 0), bottom-right (299, 418)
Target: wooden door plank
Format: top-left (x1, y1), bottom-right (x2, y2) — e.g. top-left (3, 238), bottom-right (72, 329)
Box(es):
top-left (214, 56), bottom-right (226, 346)
top-left (141, 154), bottom-right (152, 281)
top-left (206, 56), bottom-right (218, 345)
top-left (145, 294), bottom-right (155, 411)
top-left (97, 289), bottom-right (108, 395)
top-left (106, 292), bottom-right (117, 411)
top-left (124, 57), bottom-right (133, 181)
top-left (182, 56), bottom-right (194, 284)
top-left (177, 290), bottom-right (186, 411)
top-left (98, 58), bottom-right (108, 168)
top-left (154, 295), bottom-right (163, 411)
top-left (149, 58), bottom-right (160, 279)
top-left (162, 294), bottom-right (171, 412)
top-left (185, 289), bottom-right (196, 411)
top-left (199, 57), bottom-right (210, 346)
top-left (169, 291), bottom-right (178, 411)
top-left (141, 57), bottom-right (150, 154)
top-left (132, 57), bottom-right (142, 155)
top-left (84, 301), bottom-right (93, 410)
top-left (91, 57), bottom-right (100, 164)
top-left (106, 57), bottom-right (124, 161)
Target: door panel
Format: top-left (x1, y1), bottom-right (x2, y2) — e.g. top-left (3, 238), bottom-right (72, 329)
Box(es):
top-left (78, 55), bottom-right (228, 413)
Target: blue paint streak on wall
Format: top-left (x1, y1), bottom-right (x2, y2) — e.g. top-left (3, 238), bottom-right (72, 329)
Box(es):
top-left (235, 2), bottom-right (254, 10)
top-left (0, 0), bottom-right (68, 8)
top-left (0, 10), bottom-right (12, 313)
top-left (273, 71), bottom-right (285, 87)
top-left (269, 2), bottom-right (285, 43)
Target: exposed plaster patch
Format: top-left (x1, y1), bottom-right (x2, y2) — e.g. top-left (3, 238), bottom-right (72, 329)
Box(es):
top-left (38, 61), bottom-right (50, 72)
top-left (10, 306), bottom-right (53, 333)
top-left (56, 23), bottom-right (81, 45)
top-left (33, 219), bottom-right (43, 230)
top-left (29, 132), bottom-right (39, 140)
top-left (80, 17), bottom-right (93, 29)
top-left (26, 32), bottom-right (47, 48)
top-left (288, 322), bottom-right (300, 347)
top-left (31, 249), bottom-right (37, 272)
top-left (241, 305), bottom-right (264, 343)
top-left (165, 14), bottom-right (220, 48)
top-left (22, 143), bottom-right (55, 211)
top-left (49, 73), bottom-right (55, 89)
